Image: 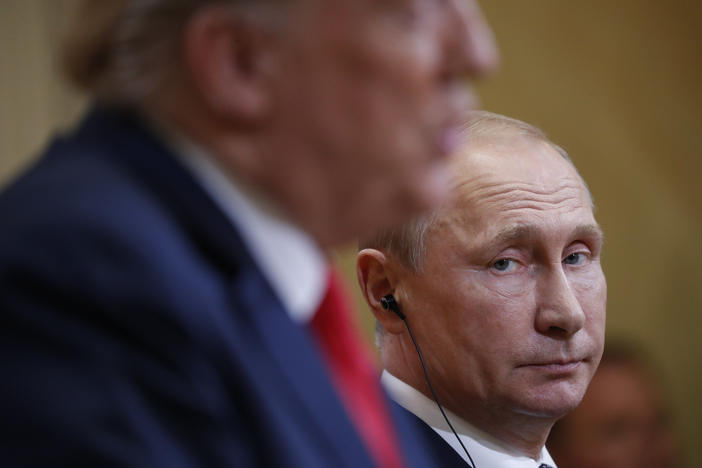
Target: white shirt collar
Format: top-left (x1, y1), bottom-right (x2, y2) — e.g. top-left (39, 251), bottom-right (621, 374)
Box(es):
top-left (150, 120), bottom-right (327, 323)
top-left (381, 371), bottom-right (557, 468)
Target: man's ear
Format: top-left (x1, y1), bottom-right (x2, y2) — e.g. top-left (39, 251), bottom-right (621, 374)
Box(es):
top-left (356, 249), bottom-right (406, 335)
top-left (183, 5), bottom-right (274, 123)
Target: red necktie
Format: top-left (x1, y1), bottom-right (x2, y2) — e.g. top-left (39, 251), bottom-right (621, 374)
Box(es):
top-left (309, 269), bottom-right (404, 468)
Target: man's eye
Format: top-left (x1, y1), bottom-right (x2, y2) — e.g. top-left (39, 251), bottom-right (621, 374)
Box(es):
top-left (492, 258), bottom-right (516, 272)
top-left (563, 253), bottom-right (586, 265)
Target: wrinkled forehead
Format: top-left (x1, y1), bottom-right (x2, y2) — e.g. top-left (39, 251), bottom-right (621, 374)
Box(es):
top-left (429, 137), bottom-right (596, 239)
top-left (452, 137), bottom-right (591, 207)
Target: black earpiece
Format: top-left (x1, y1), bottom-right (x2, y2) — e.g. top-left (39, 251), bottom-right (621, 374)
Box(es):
top-left (380, 294), bottom-right (405, 320)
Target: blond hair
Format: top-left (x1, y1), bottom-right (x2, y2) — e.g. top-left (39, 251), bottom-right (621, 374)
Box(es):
top-left (61, 0), bottom-right (281, 104)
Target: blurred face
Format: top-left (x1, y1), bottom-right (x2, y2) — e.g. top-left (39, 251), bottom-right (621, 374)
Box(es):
top-left (261, 0), bottom-right (498, 246)
top-left (397, 138), bottom-right (606, 433)
top-left (549, 362), bottom-right (680, 468)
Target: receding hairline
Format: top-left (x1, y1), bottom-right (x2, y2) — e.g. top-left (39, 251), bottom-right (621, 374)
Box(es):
top-left (460, 110), bottom-right (575, 165)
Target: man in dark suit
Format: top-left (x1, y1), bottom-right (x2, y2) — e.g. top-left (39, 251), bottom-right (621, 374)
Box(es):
top-left (357, 112), bottom-right (607, 467)
top-left (0, 0), bottom-right (497, 466)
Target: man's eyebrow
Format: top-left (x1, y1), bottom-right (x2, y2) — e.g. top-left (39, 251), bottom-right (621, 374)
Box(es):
top-left (483, 223), bottom-right (604, 251)
top-left (572, 223), bottom-right (605, 245)
top-left (483, 224), bottom-right (537, 252)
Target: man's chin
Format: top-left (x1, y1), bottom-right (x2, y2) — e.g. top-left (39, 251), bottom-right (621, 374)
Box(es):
top-left (512, 385), bottom-right (587, 419)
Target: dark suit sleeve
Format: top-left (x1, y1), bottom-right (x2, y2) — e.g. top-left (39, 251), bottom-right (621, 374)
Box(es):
top-left (0, 208), bottom-right (256, 467)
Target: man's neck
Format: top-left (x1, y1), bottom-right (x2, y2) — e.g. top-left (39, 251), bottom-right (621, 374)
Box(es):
top-left (384, 360), bottom-right (555, 459)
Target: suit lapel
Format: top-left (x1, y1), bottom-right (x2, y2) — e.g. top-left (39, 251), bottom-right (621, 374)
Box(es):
top-left (228, 269), bottom-right (374, 467)
top-left (398, 405), bottom-right (470, 467)
top-left (388, 400), bottom-right (448, 468)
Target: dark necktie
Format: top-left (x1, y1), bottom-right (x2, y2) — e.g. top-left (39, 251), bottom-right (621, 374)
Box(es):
top-left (539, 464), bottom-right (554, 468)
top-left (309, 269), bottom-right (404, 468)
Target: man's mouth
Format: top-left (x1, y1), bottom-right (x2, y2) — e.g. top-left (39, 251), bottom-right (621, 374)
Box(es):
top-left (519, 358), bottom-right (587, 375)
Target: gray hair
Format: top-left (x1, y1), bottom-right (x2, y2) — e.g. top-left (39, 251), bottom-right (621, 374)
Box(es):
top-left (359, 110), bottom-right (592, 273)
top-left (61, 0), bottom-right (283, 104)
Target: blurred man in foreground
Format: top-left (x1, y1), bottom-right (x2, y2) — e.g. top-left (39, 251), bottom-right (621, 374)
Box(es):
top-left (547, 343), bottom-right (681, 468)
top-left (357, 111), bottom-right (607, 467)
top-left (0, 0), bottom-right (497, 466)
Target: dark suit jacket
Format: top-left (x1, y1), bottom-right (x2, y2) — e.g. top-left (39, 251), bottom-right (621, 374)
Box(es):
top-left (0, 108), bottom-right (437, 467)
top-left (399, 407), bottom-right (471, 467)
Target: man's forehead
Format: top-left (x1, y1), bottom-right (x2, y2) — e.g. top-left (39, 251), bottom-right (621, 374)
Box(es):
top-left (427, 147), bottom-right (598, 247)
top-left (453, 137), bottom-right (571, 180)
top-left (449, 139), bottom-right (591, 207)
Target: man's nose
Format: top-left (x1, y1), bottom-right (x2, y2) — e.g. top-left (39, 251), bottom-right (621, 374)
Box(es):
top-left (535, 266), bottom-right (586, 338)
top-left (443, 0), bottom-right (500, 79)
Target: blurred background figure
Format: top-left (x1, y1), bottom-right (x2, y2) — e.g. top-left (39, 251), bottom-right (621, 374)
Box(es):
top-left (0, 0), bottom-right (497, 467)
top-left (547, 342), bottom-right (682, 468)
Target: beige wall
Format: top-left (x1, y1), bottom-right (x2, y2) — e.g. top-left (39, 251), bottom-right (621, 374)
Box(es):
top-left (0, 0), bottom-right (84, 184)
top-left (2, 1), bottom-right (700, 466)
